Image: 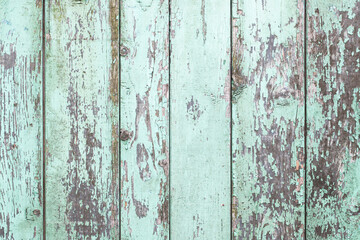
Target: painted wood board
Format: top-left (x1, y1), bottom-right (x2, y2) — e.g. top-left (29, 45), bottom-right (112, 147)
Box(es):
top-left (306, 0), bottom-right (360, 238)
top-left (232, 0), bottom-right (305, 239)
top-left (170, 0), bottom-right (231, 239)
top-left (0, 0), bottom-right (43, 239)
top-left (45, 0), bottom-right (119, 238)
top-left (120, 0), bottom-right (170, 239)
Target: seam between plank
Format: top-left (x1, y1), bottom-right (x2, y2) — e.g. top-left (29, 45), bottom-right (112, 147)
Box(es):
top-left (168, 0), bottom-right (172, 239)
top-left (42, 0), bottom-right (46, 239)
top-left (119, 1), bottom-right (121, 239)
top-left (230, 0), bottom-right (233, 239)
top-left (304, 0), bottom-right (308, 239)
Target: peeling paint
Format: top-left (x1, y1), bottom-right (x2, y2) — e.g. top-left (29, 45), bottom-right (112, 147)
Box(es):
top-left (45, 0), bottom-right (119, 238)
top-left (0, 50), bottom-right (16, 70)
top-left (170, 0), bottom-right (231, 238)
top-left (0, 0), bottom-right (43, 238)
top-left (232, 0), bottom-right (305, 239)
top-left (120, 0), bottom-right (170, 238)
top-left (307, 1), bottom-right (360, 238)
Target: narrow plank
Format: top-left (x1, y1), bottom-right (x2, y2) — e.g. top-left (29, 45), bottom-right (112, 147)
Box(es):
top-left (306, 1), bottom-right (360, 238)
top-left (170, 0), bottom-right (231, 238)
top-left (45, 0), bottom-right (119, 238)
top-left (120, 0), bottom-right (170, 239)
top-left (232, 0), bottom-right (305, 239)
top-left (0, 0), bottom-right (43, 238)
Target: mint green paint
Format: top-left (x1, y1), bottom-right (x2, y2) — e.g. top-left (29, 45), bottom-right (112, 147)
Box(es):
top-left (306, 0), bottom-right (360, 238)
top-left (170, 0), bottom-right (231, 239)
top-left (0, 0), bottom-right (43, 238)
top-left (2, 1), bottom-right (360, 238)
top-left (120, 0), bottom-right (169, 239)
top-left (232, 0), bottom-right (305, 239)
top-left (45, 0), bottom-right (119, 238)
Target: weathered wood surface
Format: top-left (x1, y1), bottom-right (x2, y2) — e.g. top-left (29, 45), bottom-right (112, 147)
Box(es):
top-left (120, 0), bottom-right (169, 239)
top-left (306, 0), bottom-right (360, 238)
top-left (232, 0), bottom-right (305, 239)
top-left (45, 0), bottom-right (119, 238)
top-left (170, 0), bottom-right (231, 239)
top-left (0, 0), bottom-right (43, 239)
top-left (2, 1), bottom-right (360, 238)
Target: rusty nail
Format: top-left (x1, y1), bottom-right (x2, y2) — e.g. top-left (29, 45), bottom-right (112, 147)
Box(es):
top-left (120, 46), bottom-right (129, 57)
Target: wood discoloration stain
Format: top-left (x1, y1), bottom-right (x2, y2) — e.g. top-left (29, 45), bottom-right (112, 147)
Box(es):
top-left (307, 1), bottom-right (360, 238)
top-left (120, 0), bottom-right (170, 238)
top-left (232, 0), bottom-right (305, 239)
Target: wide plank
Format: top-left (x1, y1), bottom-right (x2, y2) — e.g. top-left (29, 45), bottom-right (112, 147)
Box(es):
top-left (120, 0), bottom-right (170, 239)
top-left (232, 0), bottom-right (305, 238)
top-left (45, 0), bottom-right (119, 238)
top-left (306, 0), bottom-right (360, 238)
top-left (170, 0), bottom-right (231, 239)
top-left (0, 0), bottom-right (43, 238)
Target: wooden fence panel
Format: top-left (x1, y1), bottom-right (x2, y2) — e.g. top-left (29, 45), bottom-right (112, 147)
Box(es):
top-left (45, 0), bottom-right (119, 238)
top-left (0, 0), bottom-right (43, 239)
top-left (306, 0), bottom-right (360, 238)
top-left (232, 0), bottom-right (305, 239)
top-left (2, 1), bottom-right (360, 238)
top-left (170, 0), bottom-right (231, 239)
top-left (120, 0), bottom-right (170, 239)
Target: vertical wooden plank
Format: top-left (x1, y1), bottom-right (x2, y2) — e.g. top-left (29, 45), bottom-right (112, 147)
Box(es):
top-left (306, 1), bottom-right (360, 238)
top-left (120, 0), bottom-right (169, 239)
top-left (0, 0), bottom-right (43, 239)
top-left (45, 0), bottom-right (119, 238)
top-left (170, 0), bottom-right (231, 239)
top-left (232, 0), bottom-right (305, 239)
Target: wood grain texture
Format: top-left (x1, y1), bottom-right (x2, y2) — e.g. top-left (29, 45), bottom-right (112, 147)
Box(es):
top-left (45, 0), bottom-right (119, 238)
top-left (306, 1), bottom-right (360, 238)
top-left (232, 0), bottom-right (305, 239)
top-left (170, 0), bottom-right (231, 239)
top-left (0, 0), bottom-right (43, 239)
top-left (120, 0), bottom-right (169, 239)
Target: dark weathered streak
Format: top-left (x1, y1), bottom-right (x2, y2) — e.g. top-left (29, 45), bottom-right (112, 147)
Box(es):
top-left (307, 1), bottom-right (360, 238)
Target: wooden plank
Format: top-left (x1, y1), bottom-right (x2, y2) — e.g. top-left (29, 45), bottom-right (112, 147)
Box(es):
top-left (170, 0), bottom-right (231, 239)
top-left (0, 0), bottom-right (43, 239)
top-left (232, 0), bottom-right (305, 239)
top-left (45, 0), bottom-right (119, 238)
top-left (306, 1), bottom-right (360, 238)
top-left (120, 0), bottom-right (169, 239)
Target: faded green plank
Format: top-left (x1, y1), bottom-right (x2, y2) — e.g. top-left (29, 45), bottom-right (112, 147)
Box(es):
top-left (170, 0), bottom-right (231, 239)
top-left (45, 0), bottom-right (119, 238)
top-left (0, 0), bottom-right (43, 238)
top-left (306, 1), bottom-right (360, 238)
top-left (232, 0), bottom-right (305, 239)
top-left (120, 0), bottom-right (169, 239)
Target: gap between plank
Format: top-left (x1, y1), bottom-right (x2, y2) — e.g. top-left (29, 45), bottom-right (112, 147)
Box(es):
top-left (119, 1), bottom-right (121, 239)
top-left (42, 0), bottom-right (46, 239)
top-left (230, 0), bottom-right (233, 239)
top-left (304, 0), bottom-right (308, 239)
top-left (168, 0), bottom-right (172, 239)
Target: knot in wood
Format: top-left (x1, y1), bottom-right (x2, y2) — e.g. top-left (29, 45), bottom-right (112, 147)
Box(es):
top-left (120, 129), bottom-right (133, 141)
top-left (33, 209), bottom-right (41, 216)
